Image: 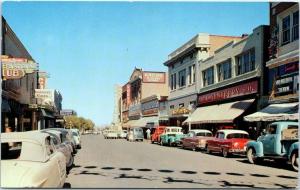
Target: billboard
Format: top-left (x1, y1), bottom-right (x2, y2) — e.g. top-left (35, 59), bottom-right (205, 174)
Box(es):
top-left (142, 72), bottom-right (165, 83)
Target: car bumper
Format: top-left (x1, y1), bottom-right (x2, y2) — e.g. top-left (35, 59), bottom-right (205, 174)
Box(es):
top-left (228, 149), bottom-right (246, 154)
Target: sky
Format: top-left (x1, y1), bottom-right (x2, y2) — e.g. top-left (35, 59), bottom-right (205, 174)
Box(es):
top-left (2, 1), bottom-right (269, 126)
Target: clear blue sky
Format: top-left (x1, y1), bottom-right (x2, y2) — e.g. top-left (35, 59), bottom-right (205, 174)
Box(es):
top-left (3, 1), bottom-right (269, 126)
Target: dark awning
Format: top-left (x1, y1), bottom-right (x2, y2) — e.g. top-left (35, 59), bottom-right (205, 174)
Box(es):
top-left (41, 109), bottom-right (54, 118)
top-left (2, 99), bottom-right (11, 113)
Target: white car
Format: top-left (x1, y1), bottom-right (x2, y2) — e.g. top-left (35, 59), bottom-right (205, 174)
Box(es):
top-left (1, 131), bottom-right (67, 188)
top-left (70, 130), bottom-right (81, 149)
top-left (104, 130), bottom-right (118, 139)
top-left (41, 130), bottom-right (74, 171)
top-left (118, 130), bottom-right (127, 139)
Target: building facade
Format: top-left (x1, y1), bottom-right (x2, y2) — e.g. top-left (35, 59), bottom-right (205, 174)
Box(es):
top-left (185, 25), bottom-right (270, 137)
top-left (163, 33), bottom-right (243, 131)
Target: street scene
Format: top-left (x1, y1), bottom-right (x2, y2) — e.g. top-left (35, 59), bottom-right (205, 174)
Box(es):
top-left (1, 1), bottom-right (299, 189)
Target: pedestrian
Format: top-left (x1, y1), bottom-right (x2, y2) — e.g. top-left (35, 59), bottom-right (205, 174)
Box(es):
top-left (146, 128), bottom-right (151, 140)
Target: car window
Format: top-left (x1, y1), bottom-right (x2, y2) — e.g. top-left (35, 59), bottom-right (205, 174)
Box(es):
top-left (45, 137), bottom-right (55, 155)
top-left (1, 142), bottom-right (22, 160)
top-left (287, 125), bottom-right (298, 129)
top-left (72, 132), bottom-right (78, 136)
top-left (51, 136), bottom-right (59, 145)
top-left (217, 132), bottom-right (225, 139)
top-left (227, 133), bottom-right (249, 139)
top-left (196, 132), bottom-right (212, 137)
top-left (188, 132), bottom-right (195, 137)
top-left (267, 125), bottom-right (277, 135)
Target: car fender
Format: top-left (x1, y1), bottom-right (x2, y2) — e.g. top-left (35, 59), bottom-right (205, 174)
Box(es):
top-left (168, 136), bottom-right (176, 142)
top-left (288, 142), bottom-right (299, 160)
top-left (246, 141), bottom-right (264, 157)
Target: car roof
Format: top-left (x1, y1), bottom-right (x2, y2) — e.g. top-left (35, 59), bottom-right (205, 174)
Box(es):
top-left (1, 131), bottom-right (50, 145)
top-left (217, 129), bottom-right (249, 136)
top-left (189, 129), bottom-right (212, 133)
top-left (166, 126), bottom-right (182, 129)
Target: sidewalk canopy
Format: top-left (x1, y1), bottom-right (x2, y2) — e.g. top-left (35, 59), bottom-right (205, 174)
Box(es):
top-left (244, 102), bottom-right (299, 122)
top-left (122, 120), bottom-right (137, 128)
top-left (131, 116), bottom-right (159, 128)
top-left (183, 99), bottom-right (255, 125)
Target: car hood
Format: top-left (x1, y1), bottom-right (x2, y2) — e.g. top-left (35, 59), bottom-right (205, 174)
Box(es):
top-left (1, 160), bottom-right (47, 188)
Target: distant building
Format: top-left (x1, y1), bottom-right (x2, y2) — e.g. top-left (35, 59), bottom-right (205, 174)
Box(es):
top-left (112, 84), bottom-right (122, 131)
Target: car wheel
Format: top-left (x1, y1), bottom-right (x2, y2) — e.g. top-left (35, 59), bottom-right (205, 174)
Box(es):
top-left (192, 145), bottom-right (196, 151)
top-left (291, 151), bottom-right (298, 171)
top-left (222, 149), bottom-right (229, 158)
top-left (247, 148), bottom-right (257, 164)
top-left (151, 140), bottom-right (154, 144)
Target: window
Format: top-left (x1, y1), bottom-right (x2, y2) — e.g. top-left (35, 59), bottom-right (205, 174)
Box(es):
top-left (282, 15), bottom-right (290, 45)
top-left (236, 49), bottom-right (256, 75)
top-left (202, 67), bottom-right (214, 86)
top-left (188, 66), bottom-right (192, 84)
top-left (227, 133), bottom-right (249, 139)
top-left (1, 142), bottom-right (22, 160)
top-left (217, 59), bottom-right (232, 82)
top-left (267, 125), bottom-right (277, 135)
top-left (170, 74), bottom-right (177, 90)
top-left (178, 69), bottom-right (186, 87)
top-left (293, 11), bottom-right (299, 41)
top-left (196, 132), bottom-right (212, 137)
top-left (192, 64), bottom-right (196, 83)
top-left (170, 105), bottom-right (174, 109)
top-left (217, 132), bottom-right (225, 139)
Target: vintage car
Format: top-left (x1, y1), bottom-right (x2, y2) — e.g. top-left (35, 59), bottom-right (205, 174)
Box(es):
top-left (159, 126), bottom-right (184, 146)
top-left (127, 127), bottom-right (144, 142)
top-left (118, 130), bottom-right (127, 139)
top-left (206, 129), bottom-right (250, 157)
top-left (45, 128), bottom-right (77, 154)
top-left (1, 131), bottom-right (67, 188)
top-left (181, 129), bottom-right (213, 151)
top-left (151, 126), bottom-right (166, 144)
top-left (104, 130), bottom-right (118, 139)
top-left (41, 130), bottom-right (74, 170)
top-left (70, 130), bottom-right (81, 149)
top-left (246, 121), bottom-right (298, 171)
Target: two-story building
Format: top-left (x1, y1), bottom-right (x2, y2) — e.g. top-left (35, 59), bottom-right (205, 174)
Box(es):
top-left (185, 25), bottom-right (270, 136)
top-left (163, 33), bottom-right (243, 131)
top-left (244, 3), bottom-right (298, 123)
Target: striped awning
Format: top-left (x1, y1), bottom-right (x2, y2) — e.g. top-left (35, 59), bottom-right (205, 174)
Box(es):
top-left (183, 99), bottom-right (255, 124)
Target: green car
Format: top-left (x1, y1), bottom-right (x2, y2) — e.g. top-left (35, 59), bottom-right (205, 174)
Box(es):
top-left (159, 126), bottom-right (184, 146)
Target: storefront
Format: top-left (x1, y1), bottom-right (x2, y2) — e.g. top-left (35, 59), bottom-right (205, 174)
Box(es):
top-left (185, 79), bottom-right (259, 135)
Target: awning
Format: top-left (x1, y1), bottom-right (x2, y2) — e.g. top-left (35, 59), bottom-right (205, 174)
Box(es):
top-left (122, 120), bottom-right (137, 128)
top-left (244, 102), bottom-right (299, 122)
top-left (2, 99), bottom-right (11, 113)
top-left (183, 99), bottom-right (255, 124)
top-left (158, 115), bottom-right (169, 121)
top-left (131, 116), bottom-right (159, 128)
top-left (41, 109), bottom-right (54, 118)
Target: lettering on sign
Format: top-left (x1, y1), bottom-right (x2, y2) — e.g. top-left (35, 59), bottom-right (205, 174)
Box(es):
top-left (198, 80), bottom-right (258, 104)
top-left (2, 57), bottom-right (37, 80)
top-left (142, 72), bottom-right (165, 83)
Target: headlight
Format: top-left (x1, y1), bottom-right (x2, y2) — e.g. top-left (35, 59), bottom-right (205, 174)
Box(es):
top-left (233, 142), bottom-right (239, 147)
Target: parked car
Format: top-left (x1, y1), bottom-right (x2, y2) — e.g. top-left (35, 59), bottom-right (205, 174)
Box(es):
top-left (151, 126), bottom-right (166, 144)
top-left (45, 128), bottom-right (77, 154)
top-left (127, 127), bottom-right (144, 142)
top-left (104, 130), bottom-right (118, 139)
top-left (182, 129), bottom-right (213, 151)
top-left (1, 131), bottom-right (67, 188)
top-left (70, 130), bottom-right (81, 149)
top-left (159, 126), bottom-right (184, 146)
top-left (118, 130), bottom-right (127, 139)
top-left (246, 121), bottom-right (298, 171)
top-left (41, 130), bottom-right (74, 170)
top-left (206, 129), bottom-right (250, 157)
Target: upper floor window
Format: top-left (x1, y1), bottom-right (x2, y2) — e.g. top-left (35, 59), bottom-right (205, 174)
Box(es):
top-left (170, 73), bottom-right (177, 90)
top-left (202, 67), bottom-right (214, 87)
top-left (282, 15), bottom-right (290, 45)
top-left (292, 11), bottom-right (299, 41)
top-left (188, 64), bottom-right (196, 84)
top-left (236, 49), bottom-right (255, 75)
top-left (178, 69), bottom-right (186, 87)
top-left (192, 64), bottom-right (196, 83)
top-left (217, 59), bottom-right (232, 82)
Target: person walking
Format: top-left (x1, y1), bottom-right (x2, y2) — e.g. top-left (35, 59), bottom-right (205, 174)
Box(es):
top-left (146, 128), bottom-right (151, 140)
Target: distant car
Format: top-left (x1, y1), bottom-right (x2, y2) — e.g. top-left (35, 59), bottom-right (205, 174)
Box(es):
top-left (104, 130), bottom-right (118, 139)
top-left (206, 129), bottom-right (250, 157)
top-left (41, 130), bottom-right (74, 170)
top-left (118, 130), bottom-right (127, 139)
top-left (159, 126), bottom-right (184, 146)
top-left (151, 126), bottom-right (166, 144)
top-left (1, 131), bottom-right (67, 188)
top-left (181, 129), bottom-right (213, 151)
top-left (127, 128), bottom-right (144, 142)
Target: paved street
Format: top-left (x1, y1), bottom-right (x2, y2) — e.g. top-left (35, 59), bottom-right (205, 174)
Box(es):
top-left (66, 134), bottom-right (298, 188)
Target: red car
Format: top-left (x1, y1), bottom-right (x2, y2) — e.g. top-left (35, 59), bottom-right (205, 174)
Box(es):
top-left (151, 126), bottom-right (166, 144)
top-left (206, 129), bottom-right (250, 157)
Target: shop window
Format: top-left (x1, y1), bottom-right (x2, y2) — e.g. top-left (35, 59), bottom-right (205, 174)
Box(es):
top-left (217, 59), bottom-right (232, 82)
top-left (292, 11), bottom-right (299, 41)
top-left (236, 49), bottom-right (255, 75)
top-left (282, 15), bottom-right (290, 45)
top-left (178, 69), bottom-right (186, 87)
top-left (202, 67), bottom-right (214, 87)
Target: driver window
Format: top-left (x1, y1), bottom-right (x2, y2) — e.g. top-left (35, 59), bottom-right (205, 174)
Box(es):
top-left (267, 125), bottom-right (277, 135)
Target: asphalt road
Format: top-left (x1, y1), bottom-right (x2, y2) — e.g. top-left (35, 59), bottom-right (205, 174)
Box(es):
top-left (65, 134), bottom-right (298, 188)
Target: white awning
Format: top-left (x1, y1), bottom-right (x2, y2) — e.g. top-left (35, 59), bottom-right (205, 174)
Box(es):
top-left (244, 102), bottom-right (299, 122)
top-left (122, 120), bottom-right (138, 128)
top-left (183, 99), bottom-right (255, 125)
top-left (131, 116), bottom-right (159, 128)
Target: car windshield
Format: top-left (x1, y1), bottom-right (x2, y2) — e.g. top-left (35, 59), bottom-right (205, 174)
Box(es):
top-left (196, 132), bottom-right (212, 137)
top-left (171, 128), bottom-right (180, 132)
top-left (226, 133), bottom-right (249, 139)
top-left (72, 132), bottom-right (78, 136)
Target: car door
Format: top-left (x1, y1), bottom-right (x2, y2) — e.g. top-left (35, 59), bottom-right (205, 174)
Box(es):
top-left (188, 132), bottom-right (196, 148)
top-left (262, 124), bottom-right (277, 155)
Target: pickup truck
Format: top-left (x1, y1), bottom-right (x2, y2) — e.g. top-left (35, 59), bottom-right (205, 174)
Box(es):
top-left (159, 126), bottom-right (184, 146)
top-left (151, 126), bottom-right (166, 144)
top-left (246, 121), bottom-right (298, 171)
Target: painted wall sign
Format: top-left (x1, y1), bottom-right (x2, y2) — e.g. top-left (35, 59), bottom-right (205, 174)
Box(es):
top-left (142, 99), bottom-right (159, 116)
top-left (198, 80), bottom-right (258, 104)
top-left (2, 56), bottom-right (37, 80)
top-left (60, 109), bottom-right (77, 116)
top-left (142, 72), bottom-right (165, 83)
top-left (275, 73), bottom-right (298, 96)
top-left (129, 103), bottom-right (141, 117)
